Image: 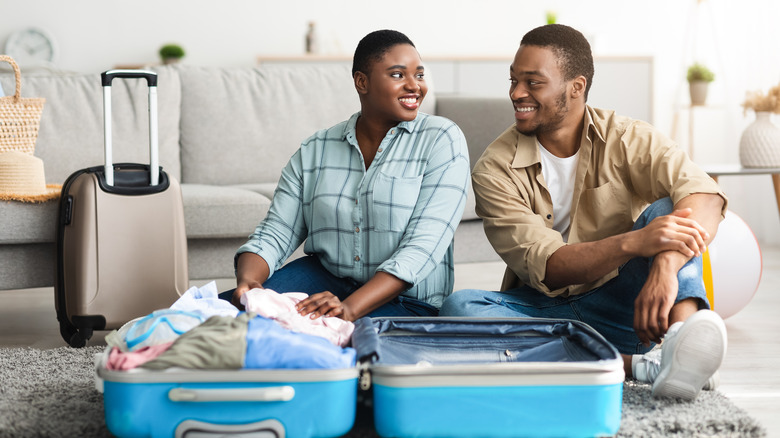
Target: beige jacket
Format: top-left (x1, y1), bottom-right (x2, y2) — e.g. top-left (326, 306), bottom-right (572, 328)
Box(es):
top-left (472, 106), bottom-right (727, 298)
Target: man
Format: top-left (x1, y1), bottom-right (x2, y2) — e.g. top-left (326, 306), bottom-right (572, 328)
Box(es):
top-left (440, 24), bottom-right (728, 401)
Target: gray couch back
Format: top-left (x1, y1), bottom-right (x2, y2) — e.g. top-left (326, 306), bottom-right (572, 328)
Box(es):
top-left (0, 66), bottom-right (183, 184)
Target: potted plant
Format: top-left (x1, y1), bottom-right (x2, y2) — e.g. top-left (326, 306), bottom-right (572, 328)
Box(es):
top-left (739, 82), bottom-right (780, 167)
top-left (159, 44), bottom-right (185, 65)
top-left (686, 63), bottom-right (715, 106)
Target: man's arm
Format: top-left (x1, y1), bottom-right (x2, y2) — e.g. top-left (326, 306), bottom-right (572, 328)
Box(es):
top-left (632, 193), bottom-right (724, 345)
top-left (543, 193), bottom-right (719, 290)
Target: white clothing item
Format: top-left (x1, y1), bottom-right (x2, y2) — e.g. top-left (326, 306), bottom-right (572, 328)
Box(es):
top-left (241, 288), bottom-right (355, 347)
top-left (538, 141), bottom-right (579, 242)
top-left (171, 281), bottom-right (240, 319)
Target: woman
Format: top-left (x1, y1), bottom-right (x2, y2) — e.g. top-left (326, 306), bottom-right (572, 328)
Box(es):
top-left (221, 30), bottom-right (469, 321)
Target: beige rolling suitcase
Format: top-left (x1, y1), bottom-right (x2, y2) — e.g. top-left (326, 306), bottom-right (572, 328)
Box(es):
top-left (55, 70), bottom-right (188, 347)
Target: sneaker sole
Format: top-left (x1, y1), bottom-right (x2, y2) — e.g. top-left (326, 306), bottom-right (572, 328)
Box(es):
top-left (651, 310), bottom-right (727, 400)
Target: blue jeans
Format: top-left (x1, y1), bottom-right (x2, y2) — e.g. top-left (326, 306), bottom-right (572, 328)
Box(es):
top-left (439, 198), bottom-right (710, 355)
top-left (218, 255), bottom-right (439, 317)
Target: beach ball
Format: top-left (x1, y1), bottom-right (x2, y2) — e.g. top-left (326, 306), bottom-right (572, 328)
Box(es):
top-left (702, 211), bottom-right (762, 319)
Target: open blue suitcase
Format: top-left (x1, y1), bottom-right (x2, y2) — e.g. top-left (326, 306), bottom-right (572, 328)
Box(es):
top-left (96, 317), bottom-right (624, 438)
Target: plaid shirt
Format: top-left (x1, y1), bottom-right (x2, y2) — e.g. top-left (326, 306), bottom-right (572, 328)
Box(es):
top-left (237, 112), bottom-right (470, 307)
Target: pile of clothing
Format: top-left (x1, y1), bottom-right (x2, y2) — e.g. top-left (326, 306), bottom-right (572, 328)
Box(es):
top-left (105, 282), bottom-right (357, 371)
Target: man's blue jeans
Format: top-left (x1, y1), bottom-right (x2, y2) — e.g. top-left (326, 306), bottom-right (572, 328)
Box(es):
top-left (439, 198), bottom-right (710, 355)
top-left (218, 255), bottom-right (439, 317)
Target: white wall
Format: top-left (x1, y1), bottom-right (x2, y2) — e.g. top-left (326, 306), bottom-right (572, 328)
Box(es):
top-left (2, 0), bottom-right (779, 245)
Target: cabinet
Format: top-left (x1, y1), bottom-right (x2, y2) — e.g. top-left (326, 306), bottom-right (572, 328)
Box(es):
top-left (257, 55), bottom-right (654, 124)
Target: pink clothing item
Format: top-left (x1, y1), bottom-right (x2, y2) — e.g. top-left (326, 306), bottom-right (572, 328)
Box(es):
top-left (241, 288), bottom-right (355, 347)
top-left (106, 342), bottom-right (174, 370)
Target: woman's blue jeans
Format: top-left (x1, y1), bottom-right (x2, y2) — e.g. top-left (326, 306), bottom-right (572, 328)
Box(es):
top-left (218, 255), bottom-right (439, 317)
top-left (439, 198), bottom-right (710, 355)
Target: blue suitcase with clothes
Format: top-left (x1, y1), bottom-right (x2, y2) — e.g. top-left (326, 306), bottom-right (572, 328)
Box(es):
top-left (96, 316), bottom-right (623, 438)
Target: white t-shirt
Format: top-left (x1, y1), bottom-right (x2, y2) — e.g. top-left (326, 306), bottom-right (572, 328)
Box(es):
top-left (538, 141), bottom-right (579, 242)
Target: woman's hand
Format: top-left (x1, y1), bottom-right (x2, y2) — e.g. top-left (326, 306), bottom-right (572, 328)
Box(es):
top-left (233, 252), bottom-right (271, 310)
top-left (295, 291), bottom-right (356, 321)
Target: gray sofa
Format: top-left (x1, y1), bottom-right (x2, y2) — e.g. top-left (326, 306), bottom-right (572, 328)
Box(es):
top-left (0, 64), bottom-right (510, 291)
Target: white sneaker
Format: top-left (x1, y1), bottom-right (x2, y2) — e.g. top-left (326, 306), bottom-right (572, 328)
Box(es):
top-left (633, 345), bottom-right (719, 391)
top-left (650, 310), bottom-right (727, 400)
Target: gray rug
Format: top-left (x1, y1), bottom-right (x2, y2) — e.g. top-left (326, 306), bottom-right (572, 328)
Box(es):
top-left (0, 346), bottom-right (767, 438)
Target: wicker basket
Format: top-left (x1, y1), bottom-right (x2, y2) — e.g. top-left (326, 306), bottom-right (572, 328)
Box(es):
top-left (0, 55), bottom-right (45, 155)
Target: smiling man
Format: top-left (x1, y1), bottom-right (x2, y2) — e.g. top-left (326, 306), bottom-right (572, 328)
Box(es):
top-left (440, 24), bottom-right (728, 401)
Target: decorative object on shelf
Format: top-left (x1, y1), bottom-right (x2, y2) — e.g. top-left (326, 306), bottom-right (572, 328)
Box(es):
top-left (0, 55), bottom-right (45, 156)
top-left (305, 21), bottom-right (319, 54)
top-left (159, 44), bottom-right (185, 64)
top-left (545, 11), bottom-right (557, 24)
top-left (686, 62), bottom-right (714, 106)
top-left (4, 27), bottom-right (56, 65)
top-left (739, 82), bottom-right (780, 167)
top-left (702, 211), bottom-right (761, 319)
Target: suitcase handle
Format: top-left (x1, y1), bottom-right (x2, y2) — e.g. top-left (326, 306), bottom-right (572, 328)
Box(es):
top-left (168, 386), bottom-right (295, 403)
top-left (100, 69), bottom-right (159, 187)
top-left (101, 70), bottom-right (158, 87)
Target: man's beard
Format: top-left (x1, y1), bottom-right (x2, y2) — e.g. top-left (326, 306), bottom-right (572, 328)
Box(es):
top-left (516, 89), bottom-right (569, 137)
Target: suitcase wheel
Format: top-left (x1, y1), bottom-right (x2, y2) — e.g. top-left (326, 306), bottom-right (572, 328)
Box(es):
top-left (68, 330), bottom-right (91, 348)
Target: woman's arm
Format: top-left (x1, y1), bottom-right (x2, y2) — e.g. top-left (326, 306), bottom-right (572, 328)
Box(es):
top-left (295, 272), bottom-right (409, 321)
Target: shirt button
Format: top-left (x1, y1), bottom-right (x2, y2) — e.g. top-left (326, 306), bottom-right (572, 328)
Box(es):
top-left (355, 256), bottom-right (360, 261)
top-left (546, 214), bottom-right (552, 219)
top-left (355, 227), bottom-right (360, 233)
top-left (377, 148), bottom-right (383, 153)
top-left (390, 130), bottom-right (395, 135)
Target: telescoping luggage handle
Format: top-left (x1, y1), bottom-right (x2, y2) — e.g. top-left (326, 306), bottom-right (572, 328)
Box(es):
top-left (101, 70), bottom-right (159, 187)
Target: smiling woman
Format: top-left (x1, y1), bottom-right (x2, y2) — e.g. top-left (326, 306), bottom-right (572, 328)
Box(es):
top-left (220, 30), bottom-right (471, 323)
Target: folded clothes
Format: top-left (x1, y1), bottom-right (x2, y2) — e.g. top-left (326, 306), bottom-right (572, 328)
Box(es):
top-left (171, 281), bottom-right (240, 319)
top-left (141, 313), bottom-right (356, 371)
top-left (106, 342), bottom-right (174, 370)
top-left (241, 288), bottom-right (355, 347)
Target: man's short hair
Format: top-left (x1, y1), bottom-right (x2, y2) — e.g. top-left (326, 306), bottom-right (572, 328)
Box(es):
top-left (521, 24), bottom-right (594, 100)
top-left (352, 30), bottom-right (415, 76)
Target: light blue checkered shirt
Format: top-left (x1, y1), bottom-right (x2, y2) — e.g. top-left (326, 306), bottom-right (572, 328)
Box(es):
top-left (237, 112), bottom-right (470, 307)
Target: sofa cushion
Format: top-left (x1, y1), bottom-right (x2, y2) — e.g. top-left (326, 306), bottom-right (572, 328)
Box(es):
top-left (0, 66), bottom-right (182, 184)
top-left (177, 64), bottom-right (436, 187)
top-left (177, 64), bottom-right (359, 186)
top-left (435, 96), bottom-right (513, 170)
top-left (229, 182), bottom-right (278, 200)
top-left (181, 184), bottom-right (271, 239)
top-left (435, 96), bottom-right (513, 221)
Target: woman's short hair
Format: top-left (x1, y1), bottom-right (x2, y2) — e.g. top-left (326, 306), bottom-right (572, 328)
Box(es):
top-left (352, 30), bottom-right (415, 76)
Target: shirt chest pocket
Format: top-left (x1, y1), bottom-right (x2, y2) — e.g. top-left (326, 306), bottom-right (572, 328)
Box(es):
top-left (578, 181), bottom-right (632, 240)
top-left (371, 172), bottom-right (423, 232)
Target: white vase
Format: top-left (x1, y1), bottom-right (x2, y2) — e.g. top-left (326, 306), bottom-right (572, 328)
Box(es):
top-left (689, 81), bottom-right (709, 106)
top-left (739, 112), bottom-right (780, 168)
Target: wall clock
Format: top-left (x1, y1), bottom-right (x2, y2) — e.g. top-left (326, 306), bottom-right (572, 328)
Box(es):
top-left (5, 27), bottom-right (56, 64)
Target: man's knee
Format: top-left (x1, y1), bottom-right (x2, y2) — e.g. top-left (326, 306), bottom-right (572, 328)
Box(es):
top-left (634, 197), bottom-right (674, 230)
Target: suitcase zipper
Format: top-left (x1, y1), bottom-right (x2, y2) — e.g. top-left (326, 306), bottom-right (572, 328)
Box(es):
top-left (358, 361), bottom-right (372, 390)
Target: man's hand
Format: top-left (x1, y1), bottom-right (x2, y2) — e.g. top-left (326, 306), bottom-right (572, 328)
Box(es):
top-left (295, 291), bottom-right (356, 321)
top-left (629, 208), bottom-right (709, 259)
top-left (633, 254), bottom-right (682, 345)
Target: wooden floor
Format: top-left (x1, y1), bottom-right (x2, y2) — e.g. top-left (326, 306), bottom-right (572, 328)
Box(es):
top-left (1, 247), bottom-right (778, 436)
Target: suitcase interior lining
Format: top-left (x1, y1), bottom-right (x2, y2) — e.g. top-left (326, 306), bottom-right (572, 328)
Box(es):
top-left (355, 317), bottom-right (617, 366)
